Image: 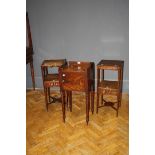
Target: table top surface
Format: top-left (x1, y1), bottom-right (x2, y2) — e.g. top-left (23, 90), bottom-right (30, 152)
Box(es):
top-left (97, 60), bottom-right (124, 70)
top-left (41, 59), bottom-right (66, 67)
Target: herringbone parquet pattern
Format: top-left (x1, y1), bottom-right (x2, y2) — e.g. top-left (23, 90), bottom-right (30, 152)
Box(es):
top-left (26, 90), bottom-right (129, 155)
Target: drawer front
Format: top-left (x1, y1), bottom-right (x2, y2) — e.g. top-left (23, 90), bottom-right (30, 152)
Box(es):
top-left (61, 72), bottom-right (86, 91)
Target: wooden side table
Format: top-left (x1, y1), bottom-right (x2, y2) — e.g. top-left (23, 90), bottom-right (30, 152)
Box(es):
top-left (96, 60), bottom-right (124, 116)
top-left (68, 61), bottom-right (95, 114)
top-left (41, 59), bottom-right (67, 111)
top-left (59, 61), bottom-right (95, 125)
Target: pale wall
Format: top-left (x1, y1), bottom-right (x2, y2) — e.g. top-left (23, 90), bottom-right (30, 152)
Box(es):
top-left (26, 0), bottom-right (129, 92)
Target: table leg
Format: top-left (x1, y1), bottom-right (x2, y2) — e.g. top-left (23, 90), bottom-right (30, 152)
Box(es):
top-left (91, 91), bottom-right (94, 114)
top-left (86, 91), bottom-right (89, 125)
top-left (69, 91), bottom-right (72, 112)
top-left (48, 87), bottom-right (50, 102)
top-left (116, 95), bottom-right (120, 117)
top-left (62, 91), bottom-right (66, 122)
top-left (96, 91), bottom-right (99, 113)
top-left (45, 88), bottom-right (48, 111)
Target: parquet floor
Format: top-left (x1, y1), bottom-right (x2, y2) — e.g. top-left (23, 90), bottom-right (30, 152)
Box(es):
top-left (26, 90), bottom-right (129, 155)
